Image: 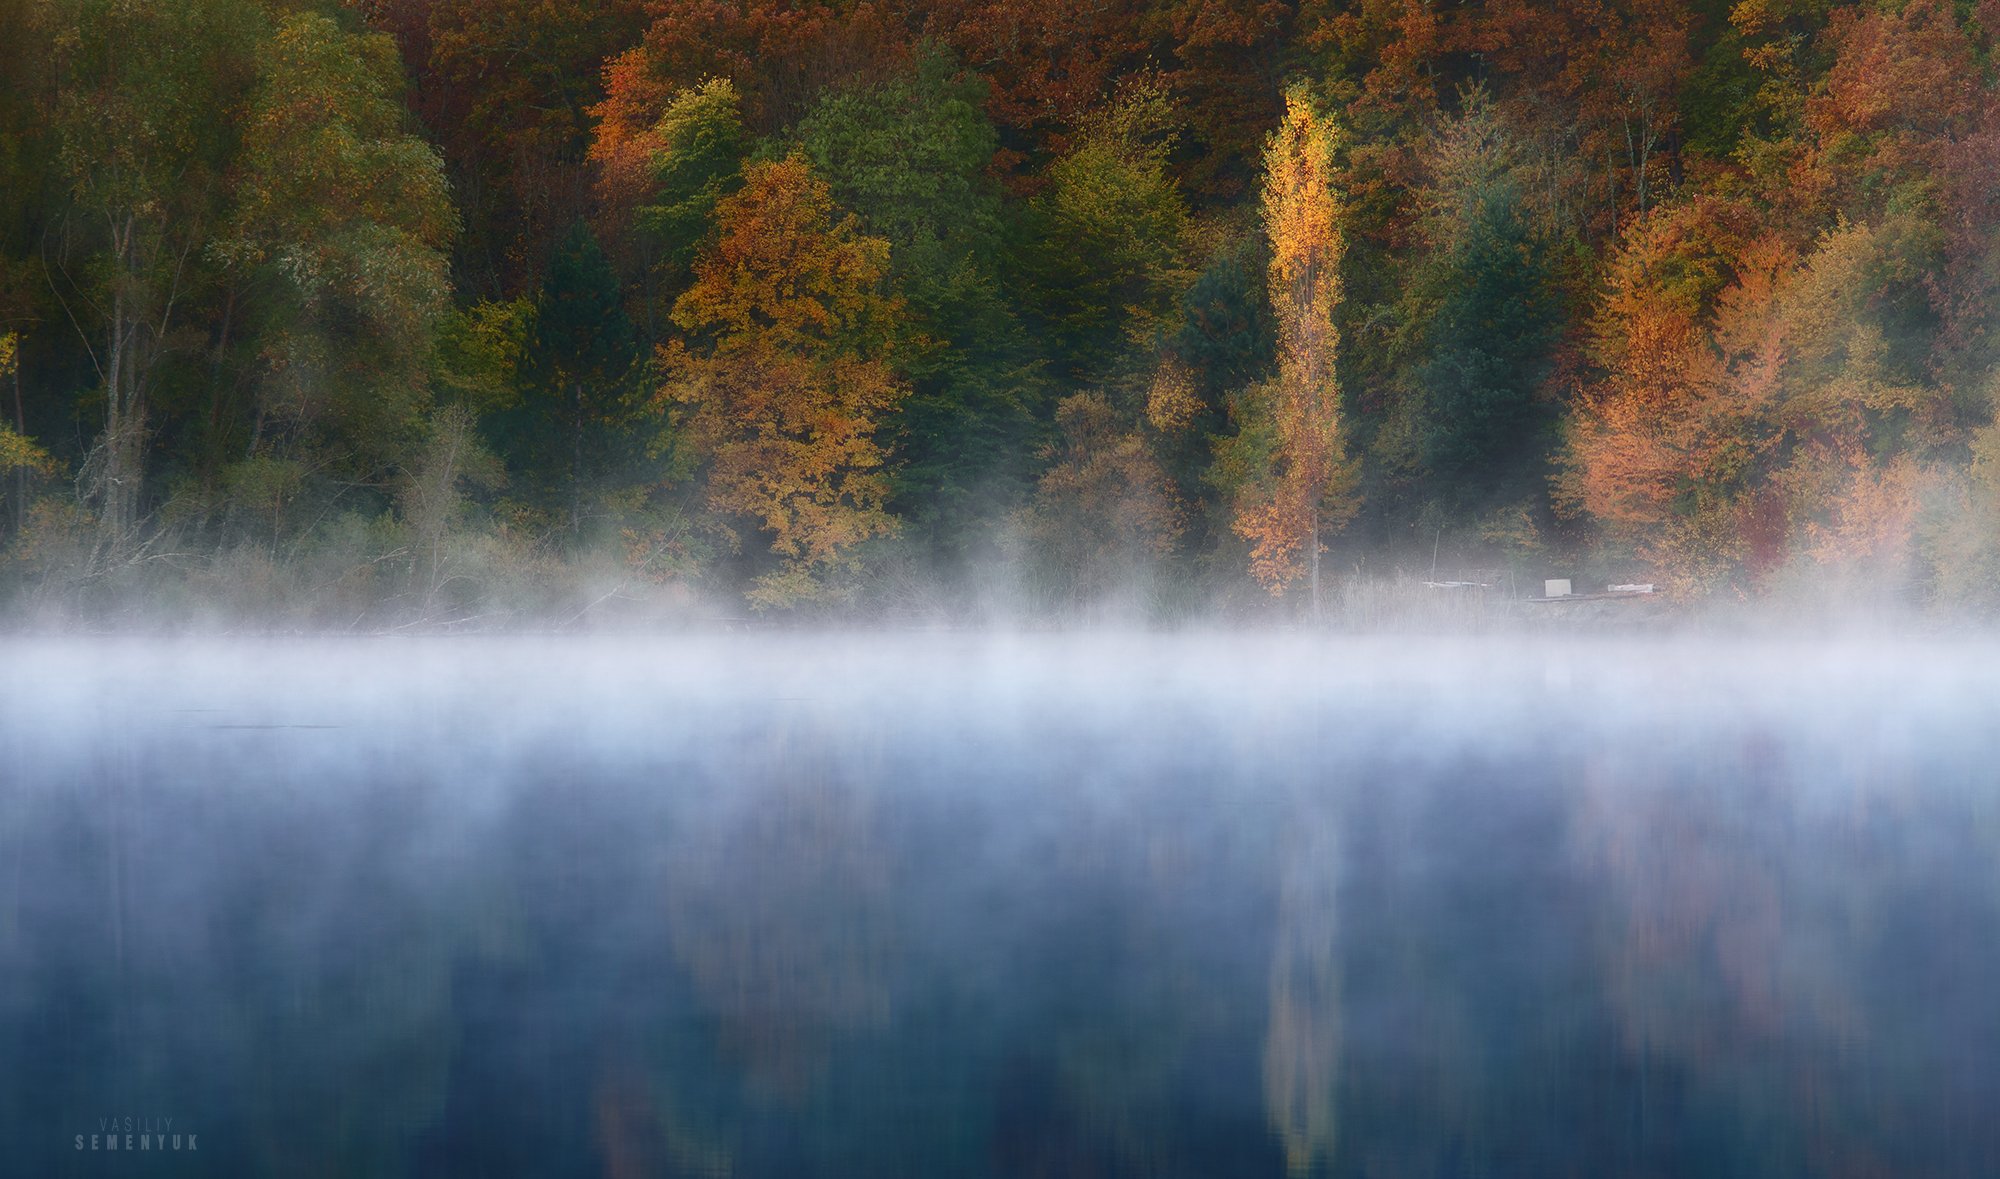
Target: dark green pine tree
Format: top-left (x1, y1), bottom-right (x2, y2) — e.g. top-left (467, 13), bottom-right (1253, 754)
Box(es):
top-left (1160, 232), bottom-right (1275, 542)
top-left (1410, 101), bottom-right (1560, 517)
top-left (795, 46), bottom-right (1045, 576)
top-left (514, 220), bottom-right (637, 542)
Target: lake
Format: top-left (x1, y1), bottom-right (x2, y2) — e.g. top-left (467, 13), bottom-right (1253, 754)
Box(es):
top-left (3, 634), bottom-right (1998, 1176)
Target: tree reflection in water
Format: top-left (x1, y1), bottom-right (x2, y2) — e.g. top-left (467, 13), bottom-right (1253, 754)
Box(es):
top-left (665, 717), bottom-right (894, 1100)
top-left (4, 638), bottom-right (2000, 1177)
top-left (1264, 806), bottom-right (1342, 1177)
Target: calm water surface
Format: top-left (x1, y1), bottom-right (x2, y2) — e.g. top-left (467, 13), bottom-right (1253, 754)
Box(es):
top-left (3, 634), bottom-right (1998, 1177)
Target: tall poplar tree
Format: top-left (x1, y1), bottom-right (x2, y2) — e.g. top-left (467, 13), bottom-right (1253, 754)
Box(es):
top-left (1232, 83), bottom-right (1351, 610)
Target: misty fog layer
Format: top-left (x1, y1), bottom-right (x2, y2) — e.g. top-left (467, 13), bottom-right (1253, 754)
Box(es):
top-left (4, 635), bottom-right (1999, 1176)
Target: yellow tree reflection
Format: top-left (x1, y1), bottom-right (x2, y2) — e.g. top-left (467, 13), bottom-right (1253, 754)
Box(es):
top-left (1264, 809), bottom-right (1341, 1175)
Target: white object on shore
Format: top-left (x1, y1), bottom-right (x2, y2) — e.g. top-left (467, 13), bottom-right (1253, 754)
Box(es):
top-left (1544, 579), bottom-right (1572, 599)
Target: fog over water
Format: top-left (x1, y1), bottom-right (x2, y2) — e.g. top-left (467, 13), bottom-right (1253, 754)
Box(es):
top-left (4, 634), bottom-right (1999, 1176)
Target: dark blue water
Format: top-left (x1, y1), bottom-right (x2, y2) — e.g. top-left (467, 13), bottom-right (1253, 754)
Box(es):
top-left (3, 635), bottom-right (1998, 1177)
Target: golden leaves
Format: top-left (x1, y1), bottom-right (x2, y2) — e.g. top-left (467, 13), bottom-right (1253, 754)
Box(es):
top-left (1232, 84), bottom-right (1352, 597)
top-left (659, 157), bottom-right (907, 608)
top-left (1145, 357), bottom-right (1203, 434)
top-left (1570, 198), bottom-right (1955, 589)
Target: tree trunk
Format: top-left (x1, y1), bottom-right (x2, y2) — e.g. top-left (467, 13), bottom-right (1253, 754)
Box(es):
top-left (204, 286), bottom-right (237, 502)
top-left (1310, 505), bottom-right (1320, 621)
top-left (11, 354), bottom-right (24, 536)
top-left (571, 379), bottom-right (583, 542)
top-left (102, 241), bottom-right (127, 552)
top-left (98, 213), bottom-right (143, 558)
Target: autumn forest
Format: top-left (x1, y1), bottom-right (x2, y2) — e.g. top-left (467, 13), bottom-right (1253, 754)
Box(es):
top-left (1, 0), bottom-right (1997, 624)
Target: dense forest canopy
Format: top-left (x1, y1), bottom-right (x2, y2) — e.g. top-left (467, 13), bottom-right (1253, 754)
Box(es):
top-left (1, 0), bottom-right (1997, 624)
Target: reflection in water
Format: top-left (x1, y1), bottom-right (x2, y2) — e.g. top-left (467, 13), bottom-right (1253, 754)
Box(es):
top-left (2, 636), bottom-right (2000, 1176)
top-left (1264, 812), bottom-right (1340, 1176)
top-left (1579, 745), bottom-right (1795, 1058)
top-left (593, 1064), bottom-right (733, 1179)
top-left (1568, 729), bottom-right (1960, 1178)
top-left (664, 721), bottom-right (893, 1099)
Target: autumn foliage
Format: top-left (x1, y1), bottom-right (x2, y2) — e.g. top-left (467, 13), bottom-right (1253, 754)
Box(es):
top-left (1231, 84), bottom-right (1352, 601)
top-left (656, 156), bottom-right (907, 608)
top-left (2, 0), bottom-right (1999, 619)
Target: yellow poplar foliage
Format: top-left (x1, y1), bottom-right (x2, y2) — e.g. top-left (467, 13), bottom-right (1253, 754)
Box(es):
top-left (1236, 84), bottom-right (1352, 595)
top-left (658, 155), bottom-right (908, 608)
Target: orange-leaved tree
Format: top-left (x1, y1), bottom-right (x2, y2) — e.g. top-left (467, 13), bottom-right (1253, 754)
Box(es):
top-left (1011, 392), bottom-right (1182, 605)
top-left (587, 0), bottom-right (911, 290)
top-left (656, 155), bottom-right (907, 609)
top-left (1564, 194), bottom-right (1955, 595)
top-left (1231, 83), bottom-right (1353, 609)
